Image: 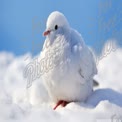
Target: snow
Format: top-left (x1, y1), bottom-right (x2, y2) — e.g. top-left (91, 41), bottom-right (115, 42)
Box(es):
top-left (0, 43), bottom-right (122, 122)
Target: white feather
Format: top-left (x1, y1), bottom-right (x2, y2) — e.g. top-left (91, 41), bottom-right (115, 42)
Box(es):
top-left (41, 11), bottom-right (97, 103)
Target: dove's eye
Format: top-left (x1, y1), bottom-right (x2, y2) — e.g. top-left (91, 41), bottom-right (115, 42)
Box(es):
top-left (55, 25), bottom-right (58, 30)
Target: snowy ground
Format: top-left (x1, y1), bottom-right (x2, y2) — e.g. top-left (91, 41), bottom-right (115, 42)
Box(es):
top-left (0, 43), bottom-right (122, 122)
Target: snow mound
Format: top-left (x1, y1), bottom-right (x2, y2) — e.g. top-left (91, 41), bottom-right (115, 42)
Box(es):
top-left (0, 44), bottom-right (122, 122)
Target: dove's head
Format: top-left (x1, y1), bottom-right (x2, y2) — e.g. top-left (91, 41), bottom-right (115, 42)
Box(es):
top-left (43, 11), bottom-right (70, 37)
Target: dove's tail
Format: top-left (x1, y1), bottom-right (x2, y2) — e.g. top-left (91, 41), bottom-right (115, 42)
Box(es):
top-left (93, 79), bottom-right (99, 87)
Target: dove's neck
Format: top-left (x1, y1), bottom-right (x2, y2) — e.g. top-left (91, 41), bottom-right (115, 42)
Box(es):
top-left (46, 27), bottom-right (71, 46)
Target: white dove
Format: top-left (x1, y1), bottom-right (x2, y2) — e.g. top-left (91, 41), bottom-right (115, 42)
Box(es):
top-left (41, 11), bottom-right (97, 110)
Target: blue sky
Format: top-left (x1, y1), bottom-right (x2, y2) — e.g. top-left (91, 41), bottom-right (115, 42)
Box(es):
top-left (0, 0), bottom-right (122, 55)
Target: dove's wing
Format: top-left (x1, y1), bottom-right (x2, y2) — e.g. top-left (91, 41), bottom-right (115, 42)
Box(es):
top-left (70, 29), bottom-right (97, 82)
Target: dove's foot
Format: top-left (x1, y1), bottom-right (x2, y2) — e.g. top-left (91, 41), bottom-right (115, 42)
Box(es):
top-left (53, 100), bottom-right (69, 110)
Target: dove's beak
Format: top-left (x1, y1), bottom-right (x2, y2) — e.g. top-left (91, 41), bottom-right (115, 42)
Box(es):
top-left (43, 30), bottom-right (51, 36)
